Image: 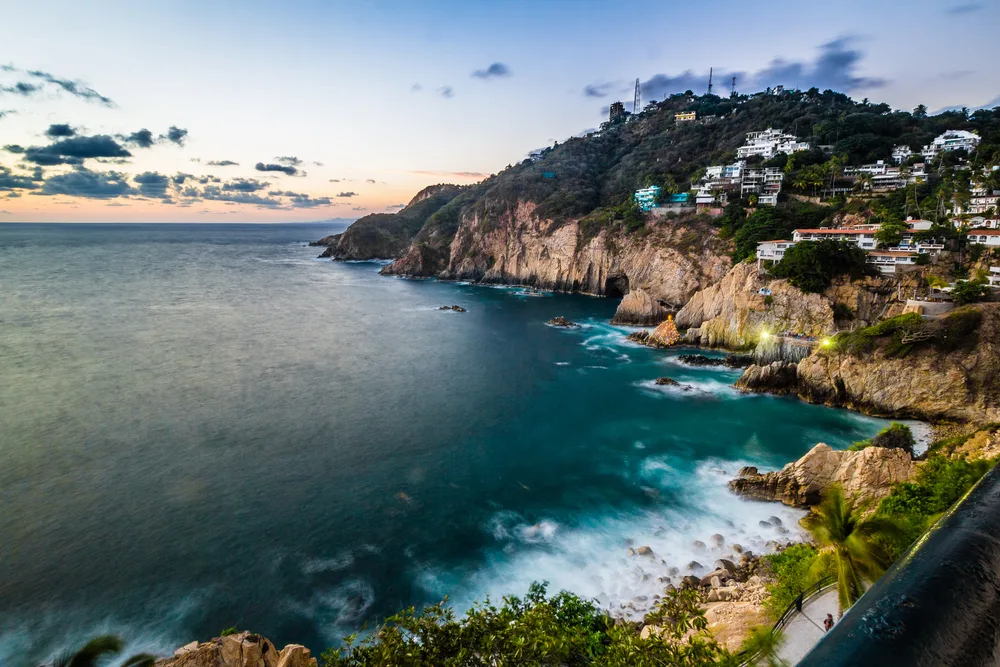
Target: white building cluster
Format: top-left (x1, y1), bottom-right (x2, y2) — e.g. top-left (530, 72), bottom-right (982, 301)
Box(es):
top-left (736, 129), bottom-right (812, 160)
top-left (756, 219), bottom-right (944, 275)
top-left (892, 130), bottom-right (981, 164)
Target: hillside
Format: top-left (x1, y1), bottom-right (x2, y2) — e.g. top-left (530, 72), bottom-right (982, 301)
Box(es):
top-left (318, 89), bottom-right (1000, 322)
top-left (310, 184), bottom-right (465, 260)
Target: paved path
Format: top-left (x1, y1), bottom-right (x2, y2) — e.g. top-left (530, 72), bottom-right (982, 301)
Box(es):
top-left (776, 589), bottom-right (840, 665)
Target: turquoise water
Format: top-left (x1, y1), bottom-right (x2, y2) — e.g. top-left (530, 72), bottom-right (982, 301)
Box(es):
top-left (0, 223), bottom-right (887, 664)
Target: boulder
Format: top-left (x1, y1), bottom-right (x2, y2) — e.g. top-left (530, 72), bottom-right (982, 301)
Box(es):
top-left (153, 632), bottom-right (317, 667)
top-left (682, 575), bottom-right (702, 589)
top-left (636, 546), bottom-right (654, 556)
top-left (710, 534), bottom-right (725, 548)
top-left (715, 559), bottom-right (737, 573)
top-left (686, 561), bottom-right (704, 571)
top-left (611, 289), bottom-right (671, 326)
top-left (735, 361), bottom-right (799, 394)
top-left (692, 540), bottom-right (707, 550)
top-left (729, 443), bottom-right (915, 507)
top-left (439, 305), bottom-right (466, 312)
top-left (277, 646), bottom-right (317, 667)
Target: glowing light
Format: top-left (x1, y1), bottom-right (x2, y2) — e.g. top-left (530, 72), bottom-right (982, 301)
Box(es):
top-left (760, 331), bottom-right (771, 340)
top-left (822, 338), bottom-right (831, 346)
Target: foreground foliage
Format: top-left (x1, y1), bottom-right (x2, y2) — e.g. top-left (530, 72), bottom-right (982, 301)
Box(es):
top-left (761, 543), bottom-right (821, 620)
top-left (849, 423), bottom-right (916, 456)
top-left (321, 584), bottom-right (737, 667)
top-left (46, 635), bottom-right (155, 667)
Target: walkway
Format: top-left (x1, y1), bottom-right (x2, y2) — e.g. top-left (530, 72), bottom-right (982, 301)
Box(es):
top-left (776, 588), bottom-right (839, 665)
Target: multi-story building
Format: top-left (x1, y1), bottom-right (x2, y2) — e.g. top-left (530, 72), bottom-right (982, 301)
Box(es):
top-left (742, 167), bottom-right (783, 204)
top-left (867, 251), bottom-right (920, 274)
top-left (907, 163), bottom-right (929, 184)
top-left (967, 194), bottom-right (1000, 215)
top-left (989, 266), bottom-right (1000, 288)
top-left (792, 228), bottom-right (878, 250)
top-left (843, 161), bottom-right (890, 177)
top-left (609, 101), bottom-right (626, 124)
top-left (968, 229), bottom-right (1000, 247)
top-left (675, 111), bottom-right (696, 122)
top-left (756, 240), bottom-right (795, 266)
top-left (736, 128), bottom-right (811, 160)
top-left (633, 185), bottom-right (661, 211)
top-left (892, 145), bottom-right (913, 164)
top-left (921, 130), bottom-right (981, 160)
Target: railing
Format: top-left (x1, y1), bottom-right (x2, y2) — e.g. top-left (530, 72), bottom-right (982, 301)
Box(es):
top-left (736, 575), bottom-right (837, 666)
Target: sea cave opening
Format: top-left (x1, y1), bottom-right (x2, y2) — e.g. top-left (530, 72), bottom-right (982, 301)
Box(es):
top-left (604, 274), bottom-right (629, 299)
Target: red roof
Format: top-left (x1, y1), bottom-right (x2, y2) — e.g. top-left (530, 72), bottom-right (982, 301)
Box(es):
top-left (969, 229), bottom-right (1000, 236)
top-left (758, 239), bottom-right (792, 243)
top-left (794, 228), bottom-right (872, 234)
top-left (869, 251), bottom-right (918, 257)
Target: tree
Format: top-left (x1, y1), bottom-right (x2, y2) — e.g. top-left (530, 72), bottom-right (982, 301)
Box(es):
top-left (740, 627), bottom-right (789, 667)
top-left (849, 423), bottom-right (916, 456)
top-left (952, 280), bottom-right (988, 305)
top-left (875, 218), bottom-right (909, 247)
top-left (732, 208), bottom-right (791, 262)
top-left (805, 487), bottom-right (906, 613)
top-left (913, 104), bottom-right (928, 119)
top-left (47, 635), bottom-right (155, 667)
top-left (769, 240), bottom-right (871, 293)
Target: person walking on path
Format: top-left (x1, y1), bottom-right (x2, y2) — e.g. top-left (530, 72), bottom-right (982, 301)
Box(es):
top-left (824, 613), bottom-right (835, 632)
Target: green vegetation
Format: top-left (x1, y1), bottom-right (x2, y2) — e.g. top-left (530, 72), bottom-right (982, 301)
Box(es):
top-left (220, 626), bottom-right (239, 637)
top-left (738, 627), bottom-right (788, 667)
top-left (952, 279), bottom-right (988, 306)
top-left (768, 240), bottom-right (872, 293)
top-left (829, 306), bottom-right (983, 358)
top-left (321, 583), bottom-right (738, 667)
top-left (43, 635), bottom-right (155, 667)
top-left (876, 454), bottom-right (995, 559)
top-left (803, 487), bottom-right (906, 613)
top-left (761, 543), bottom-right (821, 620)
top-left (848, 423), bottom-right (916, 456)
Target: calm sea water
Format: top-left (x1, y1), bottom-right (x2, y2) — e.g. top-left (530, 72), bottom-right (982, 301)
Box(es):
top-left (0, 223), bottom-right (887, 664)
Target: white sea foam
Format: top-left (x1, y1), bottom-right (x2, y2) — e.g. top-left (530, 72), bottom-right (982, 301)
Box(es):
top-left (635, 378), bottom-right (744, 399)
top-left (302, 552), bottom-right (356, 574)
top-left (422, 457), bottom-right (806, 621)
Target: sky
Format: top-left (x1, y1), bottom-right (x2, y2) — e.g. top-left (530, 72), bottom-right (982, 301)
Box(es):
top-left (1, 0), bottom-right (998, 222)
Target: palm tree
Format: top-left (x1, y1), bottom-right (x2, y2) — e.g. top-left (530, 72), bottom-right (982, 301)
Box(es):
top-left (48, 635), bottom-right (156, 667)
top-left (805, 487), bottom-right (906, 614)
top-left (741, 626), bottom-right (789, 667)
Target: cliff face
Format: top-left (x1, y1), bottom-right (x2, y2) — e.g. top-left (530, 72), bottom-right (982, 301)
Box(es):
top-left (729, 443), bottom-right (915, 507)
top-left (385, 200), bottom-right (730, 317)
top-left (156, 632), bottom-right (316, 667)
top-left (313, 184), bottom-right (463, 260)
top-left (676, 262), bottom-right (903, 350)
top-left (739, 304), bottom-right (1000, 424)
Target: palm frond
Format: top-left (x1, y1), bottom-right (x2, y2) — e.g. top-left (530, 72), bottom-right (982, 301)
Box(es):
top-left (121, 654), bottom-right (157, 667)
top-left (59, 635), bottom-right (123, 667)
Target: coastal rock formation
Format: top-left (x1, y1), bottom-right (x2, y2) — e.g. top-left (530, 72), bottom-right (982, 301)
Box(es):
top-left (744, 304), bottom-right (1000, 423)
top-left (629, 317), bottom-right (682, 348)
top-left (382, 201), bottom-right (730, 310)
top-left (734, 361), bottom-right (799, 394)
top-left (155, 632), bottom-right (317, 667)
top-left (676, 262), bottom-right (902, 350)
top-left (728, 443), bottom-right (915, 507)
top-left (611, 288), bottom-right (670, 326)
top-left (312, 185), bottom-right (463, 261)
top-left (546, 316), bottom-right (578, 327)
top-left (439, 304), bottom-right (466, 312)
top-left (676, 354), bottom-right (753, 369)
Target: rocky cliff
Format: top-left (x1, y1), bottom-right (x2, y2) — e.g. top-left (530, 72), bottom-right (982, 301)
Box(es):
top-left (312, 184), bottom-right (464, 260)
top-left (383, 201), bottom-right (730, 321)
top-left (738, 304), bottom-right (1000, 424)
top-left (676, 262), bottom-right (904, 350)
top-left (156, 632), bottom-right (316, 667)
top-left (729, 443), bottom-right (915, 507)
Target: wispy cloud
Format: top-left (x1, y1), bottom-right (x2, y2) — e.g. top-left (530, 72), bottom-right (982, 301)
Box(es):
top-left (0, 66), bottom-right (115, 106)
top-left (337, 191), bottom-right (357, 197)
top-left (947, 3), bottom-right (982, 14)
top-left (255, 162), bottom-right (299, 176)
top-left (410, 170), bottom-right (485, 179)
top-left (437, 86), bottom-right (454, 99)
top-left (206, 159), bottom-right (239, 167)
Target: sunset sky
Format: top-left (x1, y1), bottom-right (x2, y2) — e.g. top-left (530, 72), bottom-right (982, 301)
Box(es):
top-left (2, 0), bottom-right (998, 222)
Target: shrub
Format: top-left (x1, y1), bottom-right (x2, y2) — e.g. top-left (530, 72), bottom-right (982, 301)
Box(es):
top-left (952, 280), bottom-right (988, 306)
top-left (848, 423), bottom-right (916, 456)
top-left (832, 302), bottom-right (855, 321)
top-left (769, 240), bottom-right (871, 293)
top-left (828, 313), bottom-right (924, 355)
top-left (762, 544), bottom-right (821, 620)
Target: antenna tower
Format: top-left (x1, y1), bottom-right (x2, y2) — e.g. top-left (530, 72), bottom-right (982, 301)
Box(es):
top-left (707, 67), bottom-right (713, 96)
top-left (731, 76), bottom-right (736, 98)
top-left (632, 78), bottom-right (641, 115)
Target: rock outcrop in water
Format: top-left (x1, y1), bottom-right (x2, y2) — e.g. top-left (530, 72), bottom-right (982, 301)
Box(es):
top-left (729, 443), bottom-right (916, 507)
top-left (737, 304), bottom-right (1000, 423)
top-left (627, 317), bottom-right (682, 348)
top-left (156, 632), bottom-right (316, 667)
top-left (611, 288), bottom-right (670, 326)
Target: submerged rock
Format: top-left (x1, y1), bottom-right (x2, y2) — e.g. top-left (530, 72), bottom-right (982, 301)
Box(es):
top-left (546, 316), bottom-right (578, 327)
top-left (654, 377), bottom-right (691, 391)
top-left (677, 354), bottom-right (753, 369)
top-left (439, 304), bottom-right (467, 312)
top-left (729, 443), bottom-right (916, 507)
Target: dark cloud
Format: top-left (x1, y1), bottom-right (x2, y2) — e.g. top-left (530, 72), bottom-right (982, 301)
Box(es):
top-left (0, 110), bottom-right (15, 119)
top-left (206, 159), bottom-right (238, 167)
top-left (1, 82), bottom-right (41, 96)
top-left (133, 171), bottom-right (171, 198)
top-left (222, 178), bottom-right (269, 192)
top-left (124, 129), bottom-right (155, 148)
top-left (4, 145), bottom-right (25, 154)
top-left (613, 35), bottom-right (887, 109)
top-left (437, 86), bottom-right (454, 99)
top-left (385, 203), bottom-right (406, 210)
top-left (288, 193), bottom-right (333, 208)
top-left (472, 62), bottom-right (511, 80)
top-left (366, 179), bottom-right (377, 184)
top-left (351, 206), bottom-right (366, 211)
top-left (275, 156), bottom-right (302, 166)
top-left (0, 164), bottom-right (39, 191)
top-left (40, 168), bottom-right (135, 198)
top-left (199, 185), bottom-right (285, 209)
top-left (337, 191), bottom-right (357, 198)
top-left (161, 126), bottom-right (188, 146)
top-left (328, 178), bottom-right (342, 183)
top-left (26, 69), bottom-right (115, 106)
top-left (583, 83), bottom-right (615, 98)
top-left (947, 3), bottom-right (982, 13)
top-left (255, 162), bottom-right (299, 176)
top-left (198, 175), bottom-right (221, 184)
top-left (19, 135), bottom-right (132, 166)
top-left (172, 173), bottom-right (194, 185)
top-left (45, 124), bottom-right (75, 138)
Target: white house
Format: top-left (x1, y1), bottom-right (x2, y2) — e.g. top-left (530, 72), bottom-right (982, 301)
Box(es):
top-left (968, 230), bottom-right (1000, 247)
top-left (792, 228), bottom-right (878, 250)
top-left (867, 251), bottom-right (919, 274)
top-left (990, 266), bottom-right (1000, 288)
top-left (756, 240), bottom-right (796, 266)
top-left (892, 145), bottom-right (913, 164)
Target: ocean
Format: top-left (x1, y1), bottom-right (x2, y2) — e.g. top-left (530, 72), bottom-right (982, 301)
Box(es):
top-left (0, 223), bottom-right (888, 664)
